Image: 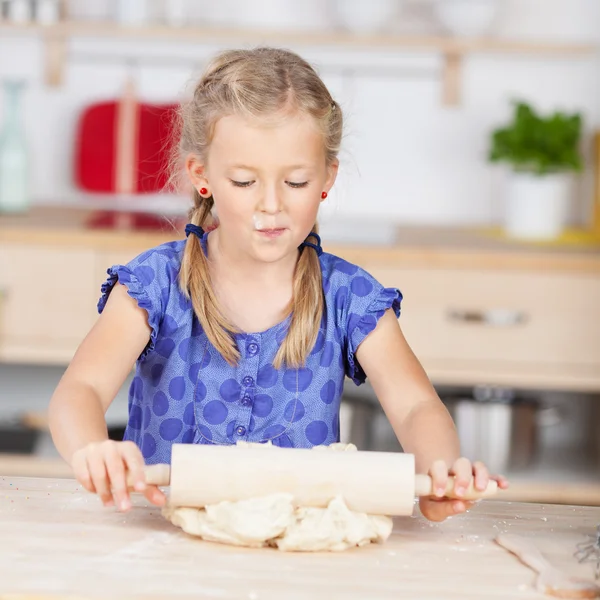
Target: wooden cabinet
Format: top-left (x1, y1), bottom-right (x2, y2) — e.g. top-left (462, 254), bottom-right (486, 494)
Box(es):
top-left (364, 266), bottom-right (600, 391)
top-left (0, 243), bottom-right (98, 364)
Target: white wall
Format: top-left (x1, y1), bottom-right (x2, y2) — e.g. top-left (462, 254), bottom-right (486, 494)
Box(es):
top-left (0, 0), bottom-right (598, 227)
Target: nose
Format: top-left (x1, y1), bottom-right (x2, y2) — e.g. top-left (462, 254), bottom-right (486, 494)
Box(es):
top-left (258, 184), bottom-right (282, 215)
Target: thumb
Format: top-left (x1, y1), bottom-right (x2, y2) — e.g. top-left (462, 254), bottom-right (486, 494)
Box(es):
top-left (420, 498), bottom-right (457, 523)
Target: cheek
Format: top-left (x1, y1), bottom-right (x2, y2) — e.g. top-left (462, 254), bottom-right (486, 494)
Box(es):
top-left (291, 195), bottom-right (322, 226)
top-left (213, 191), bottom-right (251, 222)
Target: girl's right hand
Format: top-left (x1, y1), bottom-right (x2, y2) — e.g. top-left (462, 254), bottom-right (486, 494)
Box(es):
top-left (71, 440), bottom-right (167, 511)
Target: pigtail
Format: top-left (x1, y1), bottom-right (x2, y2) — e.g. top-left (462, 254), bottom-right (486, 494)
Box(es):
top-left (273, 225), bottom-right (324, 369)
top-left (179, 189), bottom-right (240, 365)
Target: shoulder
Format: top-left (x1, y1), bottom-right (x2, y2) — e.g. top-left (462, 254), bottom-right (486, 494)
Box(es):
top-left (99, 239), bottom-right (186, 314)
top-left (319, 250), bottom-right (402, 326)
top-left (121, 239), bottom-right (186, 280)
top-left (108, 240), bottom-right (185, 286)
top-left (319, 251), bottom-right (383, 297)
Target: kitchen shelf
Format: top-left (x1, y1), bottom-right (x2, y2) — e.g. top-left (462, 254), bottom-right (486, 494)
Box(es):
top-left (1, 20), bottom-right (597, 105)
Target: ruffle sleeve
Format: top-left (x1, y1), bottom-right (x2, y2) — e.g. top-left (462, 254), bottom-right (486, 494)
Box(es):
top-left (345, 286), bottom-right (402, 385)
top-left (97, 243), bottom-right (181, 361)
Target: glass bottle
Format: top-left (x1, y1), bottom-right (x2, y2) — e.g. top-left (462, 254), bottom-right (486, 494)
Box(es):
top-left (0, 80), bottom-right (30, 214)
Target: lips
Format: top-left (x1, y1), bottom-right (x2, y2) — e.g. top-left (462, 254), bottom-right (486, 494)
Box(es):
top-left (256, 228), bottom-right (287, 238)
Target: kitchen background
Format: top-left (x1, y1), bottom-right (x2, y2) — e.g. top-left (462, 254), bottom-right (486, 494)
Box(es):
top-left (0, 0), bottom-right (599, 504)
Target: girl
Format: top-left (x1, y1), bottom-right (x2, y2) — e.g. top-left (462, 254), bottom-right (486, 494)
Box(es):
top-left (48, 47), bottom-right (508, 523)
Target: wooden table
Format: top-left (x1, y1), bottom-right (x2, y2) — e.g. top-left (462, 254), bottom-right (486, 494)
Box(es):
top-left (2, 478), bottom-right (600, 599)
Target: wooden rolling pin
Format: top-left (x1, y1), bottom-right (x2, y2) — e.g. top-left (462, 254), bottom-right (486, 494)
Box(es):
top-left (134, 444), bottom-right (498, 516)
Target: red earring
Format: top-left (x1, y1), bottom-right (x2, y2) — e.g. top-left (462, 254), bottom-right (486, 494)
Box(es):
top-left (321, 191), bottom-right (328, 199)
top-left (200, 187), bottom-right (208, 196)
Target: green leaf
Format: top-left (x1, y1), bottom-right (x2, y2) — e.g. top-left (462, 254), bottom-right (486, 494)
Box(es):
top-left (488, 100), bottom-right (584, 175)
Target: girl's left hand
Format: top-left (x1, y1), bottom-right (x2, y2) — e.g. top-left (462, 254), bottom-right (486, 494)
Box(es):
top-left (419, 457), bottom-right (509, 522)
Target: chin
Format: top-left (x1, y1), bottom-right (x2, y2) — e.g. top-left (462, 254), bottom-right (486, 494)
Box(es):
top-left (252, 243), bottom-right (297, 264)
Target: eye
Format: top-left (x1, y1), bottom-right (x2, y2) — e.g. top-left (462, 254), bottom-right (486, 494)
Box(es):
top-left (230, 180), bottom-right (254, 188)
top-left (286, 181), bottom-right (309, 189)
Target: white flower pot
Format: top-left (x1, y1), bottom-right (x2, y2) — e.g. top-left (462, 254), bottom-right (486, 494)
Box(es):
top-left (503, 173), bottom-right (571, 240)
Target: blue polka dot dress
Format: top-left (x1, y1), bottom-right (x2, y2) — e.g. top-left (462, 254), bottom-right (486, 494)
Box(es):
top-left (98, 231), bottom-right (402, 465)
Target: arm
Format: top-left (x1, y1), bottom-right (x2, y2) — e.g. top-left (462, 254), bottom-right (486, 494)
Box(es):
top-left (355, 309), bottom-right (508, 521)
top-left (48, 283), bottom-right (165, 510)
top-left (355, 310), bottom-right (459, 472)
top-left (49, 283), bottom-right (150, 461)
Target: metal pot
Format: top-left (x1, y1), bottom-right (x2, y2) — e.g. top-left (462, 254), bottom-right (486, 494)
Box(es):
top-left (443, 387), bottom-right (562, 475)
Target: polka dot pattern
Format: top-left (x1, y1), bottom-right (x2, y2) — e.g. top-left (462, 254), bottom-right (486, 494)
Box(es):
top-left (306, 421), bottom-right (328, 445)
top-left (282, 368), bottom-right (313, 392)
top-left (310, 330), bottom-right (325, 355)
top-left (332, 412), bottom-right (340, 441)
top-left (189, 357), bottom-right (210, 384)
top-left (150, 364), bottom-right (164, 387)
top-left (128, 405), bottom-right (142, 430)
top-left (153, 391), bottom-right (169, 417)
top-left (320, 380), bottom-right (336, 405)
top-left (131, 377), bottom-right (143, 401)
top-left (159, 418), bottom-right (183, 441)
top-left (203, 400), bottom-right (228, 425)
top-left (220, 379), bottom-right (241, 403)
top-left (133, 265), bottom-right (155, 286)
top-left (169, 377), bottom-right (186, 401)
top-left (142, 433), bottom-right (156, 459)
top-left (320, 341), bottom-right (334, 368)
top-left (97, 239), bottom-right (401, 464)
top-left (350, 276), bottom-right (373, 297)
top-left (284, 400), bottom-right (305, 423)
top-left (256, 364), bottom-right (278, 388)
top-left (252, 394), bottom-right (273, 418)
top-left (263, 424), bottom-right (286, 440)
top-left (178, 337), bottom-right (193, 361)
top-left (155, 338), bottom-right (176, 358)
top-left (183, 402), bottom-right (195, 426)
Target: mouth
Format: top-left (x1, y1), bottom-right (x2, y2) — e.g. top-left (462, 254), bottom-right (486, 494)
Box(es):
top-left (256, 228), bottom-right (287, 239)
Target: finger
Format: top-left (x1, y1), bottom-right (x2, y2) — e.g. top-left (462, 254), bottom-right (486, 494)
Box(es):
top-left (472, 461), bottom-right (489, 491)
top-left (144, 485), bottom-right (167, 507)
top-left (71, 452), bottom-right (95, 494)
top-left (451, 500), bottom-right (467, 514)
top-left (429, 460), bottom-right (449, 498)
top-left (104, 443), bottom-right (130, 512)
top-left (121, 441), bottom-right (146, 493)
top-left (494, 474), bottom-right (510, 489)
top-left (450, 457), bottom-right (472, 497)
top-left (86, 450), bottom-right (113, 507)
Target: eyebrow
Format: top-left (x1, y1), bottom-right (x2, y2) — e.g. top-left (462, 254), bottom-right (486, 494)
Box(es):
top-left (228, 164), bottom-right (314, 171)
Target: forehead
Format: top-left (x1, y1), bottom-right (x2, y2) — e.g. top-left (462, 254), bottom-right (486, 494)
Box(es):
top-left (209, 112), bottom-right (325, 167)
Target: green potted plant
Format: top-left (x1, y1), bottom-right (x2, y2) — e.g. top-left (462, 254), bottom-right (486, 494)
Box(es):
top-left (489, 101), bottom-right (583, 240)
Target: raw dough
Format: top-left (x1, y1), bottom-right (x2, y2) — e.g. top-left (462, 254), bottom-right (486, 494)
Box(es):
top-left (162, 443), bottom-right (394, 552)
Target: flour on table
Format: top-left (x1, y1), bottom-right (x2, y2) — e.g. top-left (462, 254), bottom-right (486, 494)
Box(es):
top-left (162, 443), bottom-right (394, 552)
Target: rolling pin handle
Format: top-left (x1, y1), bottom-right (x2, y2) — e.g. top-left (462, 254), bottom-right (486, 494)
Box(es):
top-left (144, 464), bottom-right (171, 487)
top-left (414, 474), bottom-right (498, 500)
top-left (127, 464), bottom-right (171, 489)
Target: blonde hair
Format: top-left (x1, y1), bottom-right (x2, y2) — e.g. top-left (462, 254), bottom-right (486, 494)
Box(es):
top-left (175, 47), bottom-right (343, 368)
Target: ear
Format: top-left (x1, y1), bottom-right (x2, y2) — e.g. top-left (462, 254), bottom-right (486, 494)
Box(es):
top-left (322, 159), bottom-right (339, 200)
top-left (185, 154), bottom-right (210, 193)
